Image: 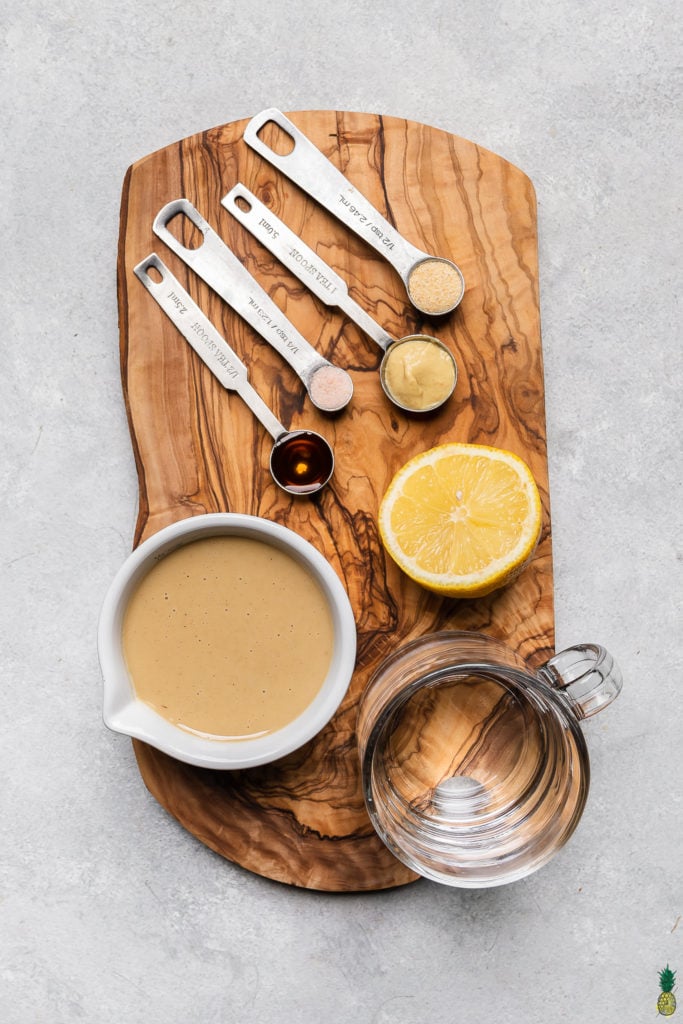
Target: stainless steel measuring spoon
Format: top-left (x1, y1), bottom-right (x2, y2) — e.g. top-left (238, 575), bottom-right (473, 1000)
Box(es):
top-left (242, 108), bottom-right (465, 316)
top-left (134, 253), bottom-right (334, 496)
top-left (222, 184), bottom-right (457, 415)
top-left (152, 198), bottom-right (353, 414)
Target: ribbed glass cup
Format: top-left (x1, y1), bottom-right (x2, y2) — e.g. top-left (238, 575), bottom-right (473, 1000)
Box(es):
top-left (357, 632), bottom-right (621, 887)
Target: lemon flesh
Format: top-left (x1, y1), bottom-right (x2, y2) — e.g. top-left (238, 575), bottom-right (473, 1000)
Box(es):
top-left (379, 443), bottom-right (542, 598)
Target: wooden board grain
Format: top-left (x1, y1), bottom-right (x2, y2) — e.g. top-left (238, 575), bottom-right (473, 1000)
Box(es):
top-left (117, 110), bottom-right (553, 891)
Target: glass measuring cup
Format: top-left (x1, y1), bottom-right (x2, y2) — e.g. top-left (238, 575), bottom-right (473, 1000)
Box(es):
top-left (134, 254), bottom-right (334, 496)
top-left (357, 631), bottom-right (622, 887)
top-left (223, 184), bottom-right (457, 414)
top-left (243, 108), bottom-right (466, 316)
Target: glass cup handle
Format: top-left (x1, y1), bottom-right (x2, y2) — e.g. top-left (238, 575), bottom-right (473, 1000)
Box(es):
top-left (537, 644), bottom-right (622, 720)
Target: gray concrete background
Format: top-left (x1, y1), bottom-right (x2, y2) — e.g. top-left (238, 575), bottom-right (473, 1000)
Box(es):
top-left (2, 1), bottom-right (681, 1021)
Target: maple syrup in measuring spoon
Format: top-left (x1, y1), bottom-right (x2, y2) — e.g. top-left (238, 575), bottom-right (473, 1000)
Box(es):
top-left (270, 430), bottom-right (334, 495)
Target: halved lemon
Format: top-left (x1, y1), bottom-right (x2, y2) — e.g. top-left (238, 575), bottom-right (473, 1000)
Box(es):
top-left (378, 443), bottom-right (542, 598)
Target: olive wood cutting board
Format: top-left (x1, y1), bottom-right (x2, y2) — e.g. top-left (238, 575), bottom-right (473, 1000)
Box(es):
top-left (117, 109), bottom-right (553, 891)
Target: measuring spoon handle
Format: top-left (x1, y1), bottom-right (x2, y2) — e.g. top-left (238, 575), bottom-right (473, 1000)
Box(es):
top-left (152, 198), bottom-right (344, 393)
top-left (223, 184), bottom-right (394, 352)
top-left (243, 108), bottom-right (427, 281)
top-left (134, 253), bottom-right (285, 441)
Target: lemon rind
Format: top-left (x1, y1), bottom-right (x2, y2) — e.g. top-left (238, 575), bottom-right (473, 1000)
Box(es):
top-left (378, 443), bottom-right (542, 596)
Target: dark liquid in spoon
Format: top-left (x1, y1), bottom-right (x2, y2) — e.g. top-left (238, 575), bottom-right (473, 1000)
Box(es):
top-left (270, 431), bottom-right (334, 494)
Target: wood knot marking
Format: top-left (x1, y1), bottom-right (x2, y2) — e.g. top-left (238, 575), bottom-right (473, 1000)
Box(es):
top-left (502, 337), bottom-right (518, 353)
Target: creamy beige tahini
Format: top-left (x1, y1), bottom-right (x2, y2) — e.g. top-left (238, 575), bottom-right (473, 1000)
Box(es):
top-left (122, 536), bottom-right (334, 739)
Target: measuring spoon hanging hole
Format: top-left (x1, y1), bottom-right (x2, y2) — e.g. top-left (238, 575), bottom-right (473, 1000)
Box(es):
top-left (270, 430), bottom-right (334, 495)
top-left (256, 118), bottom-right (296, 156)
top-left (145, 262), bottom-right (164, 285)
top-left (164, 208), bottom-right (205, 251)
top-left (234, 194), bottom-right (252, 215)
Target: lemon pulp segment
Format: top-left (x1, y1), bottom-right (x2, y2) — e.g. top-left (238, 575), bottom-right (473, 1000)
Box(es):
top-left (379, 444), bottom-right (542, 598)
